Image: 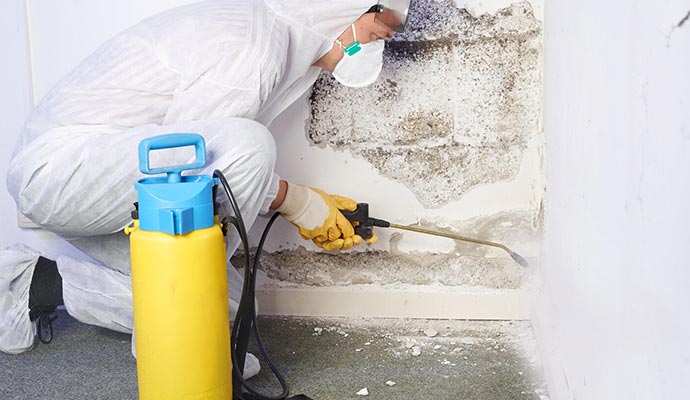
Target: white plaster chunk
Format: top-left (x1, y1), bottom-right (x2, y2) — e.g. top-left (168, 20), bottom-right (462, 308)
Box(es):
top-left (411, 346), bottom-right (422, 356)
top-left (424, 328), bottom-right (439, 337)
top-left (356, 388), bottom-right (369, 396)
top-left (386, 380), bottom-right (397, 386)
top-left (460, 337), bottom-right (478, 345)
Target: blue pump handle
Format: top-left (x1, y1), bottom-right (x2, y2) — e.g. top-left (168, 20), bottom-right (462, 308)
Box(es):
top-left (138, 133), bottom-right (206, 183)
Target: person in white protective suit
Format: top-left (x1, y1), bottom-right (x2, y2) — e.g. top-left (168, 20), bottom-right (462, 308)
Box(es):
top-left (0, 0), bottom-right (405, 376)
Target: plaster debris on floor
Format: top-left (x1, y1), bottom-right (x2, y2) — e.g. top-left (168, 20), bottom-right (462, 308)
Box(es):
top-left (247, 315), bottom-right (549, 400)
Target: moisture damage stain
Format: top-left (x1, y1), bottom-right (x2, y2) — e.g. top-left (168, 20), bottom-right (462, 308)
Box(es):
top-left (255, 248), bottom-right (523, 288)
top-left (247, 210), bottom-right (540, 289)
top-left (308, 1), bottom-right (542, 208)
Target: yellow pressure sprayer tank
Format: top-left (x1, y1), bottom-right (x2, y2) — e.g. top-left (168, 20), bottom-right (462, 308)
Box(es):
top-left (125, 133), bottom-right (231, 399)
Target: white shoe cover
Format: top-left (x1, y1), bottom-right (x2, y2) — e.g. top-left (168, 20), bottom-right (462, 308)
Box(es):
top-left (0, 244), bottom-right (39, 354)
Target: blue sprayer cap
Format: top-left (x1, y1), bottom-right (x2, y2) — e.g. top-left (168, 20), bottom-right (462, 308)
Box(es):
top-left (134, 133), bottom-right (216, 235)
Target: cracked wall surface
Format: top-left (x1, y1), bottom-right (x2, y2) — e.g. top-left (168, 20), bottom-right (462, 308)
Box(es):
top-left (249, 210), bottom-right (541, 289)
top-left (255, 0), bottom-right (544, 290)
top-left (308, 1), bottom-right (542, 208)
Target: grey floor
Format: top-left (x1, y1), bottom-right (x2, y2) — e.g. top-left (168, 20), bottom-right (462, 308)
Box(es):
top-left (0, 310), bottom-right (548, 400)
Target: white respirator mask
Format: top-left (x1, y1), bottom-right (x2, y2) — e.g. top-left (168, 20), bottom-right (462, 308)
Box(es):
top-left (332, 24), bottom-right (385, 88)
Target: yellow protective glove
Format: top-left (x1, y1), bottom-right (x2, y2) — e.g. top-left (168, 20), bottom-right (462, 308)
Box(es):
top-left (276, 182), bottom-right (364, 251)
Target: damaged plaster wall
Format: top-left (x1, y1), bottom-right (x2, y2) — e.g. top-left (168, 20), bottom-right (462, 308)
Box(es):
top-left (309, 1), bottom-right (541, 208)
top-left (253, 0), bottom-right (545, 290)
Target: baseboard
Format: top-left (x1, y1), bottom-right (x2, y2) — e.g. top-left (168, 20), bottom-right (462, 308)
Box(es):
top-left (256, 285), bottom-right (530, 320)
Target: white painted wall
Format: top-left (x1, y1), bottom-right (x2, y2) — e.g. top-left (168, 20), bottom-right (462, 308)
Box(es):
top-left (537, 0), bottom-right (690, 399)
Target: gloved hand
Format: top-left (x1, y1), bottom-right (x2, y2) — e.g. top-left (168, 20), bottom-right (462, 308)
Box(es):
top-left (312, 190), bottom-right (378, 247)
top-left (276, 182), bottom-right (367, 251)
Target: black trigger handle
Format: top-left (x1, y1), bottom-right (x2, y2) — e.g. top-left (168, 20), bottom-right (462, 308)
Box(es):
top-left (340, 203), bottom-right (390, 240)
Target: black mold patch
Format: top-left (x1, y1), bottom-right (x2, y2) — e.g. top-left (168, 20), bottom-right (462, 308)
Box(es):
top-left (308, 1), bottom-right (542, 207)
top-left (385, 37), bottom-right (455, 63)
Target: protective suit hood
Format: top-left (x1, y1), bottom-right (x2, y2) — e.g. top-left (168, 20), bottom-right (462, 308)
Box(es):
top-left (257, 0), bottom-right (376, 125)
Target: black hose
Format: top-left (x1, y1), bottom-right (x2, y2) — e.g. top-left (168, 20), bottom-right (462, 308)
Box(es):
top-left (213, 170), bottom-right (290, 400)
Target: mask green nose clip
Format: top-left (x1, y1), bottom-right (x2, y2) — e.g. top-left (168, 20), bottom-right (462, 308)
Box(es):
top-left (344, 41), bottom-right (362, 56)
top-left (338, 23), bottom-right (361, 56)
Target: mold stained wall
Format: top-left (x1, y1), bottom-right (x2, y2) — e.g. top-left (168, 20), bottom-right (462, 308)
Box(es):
top-left (256, 0), bottom-right (544, 290)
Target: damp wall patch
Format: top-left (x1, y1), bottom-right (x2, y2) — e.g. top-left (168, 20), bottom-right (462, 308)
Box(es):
top-left (308, 1), bottom-right (542, 208)
top-left (248, 209), bottom-right (541, 289)
top-left (259, 0), bottom-right (544, 289)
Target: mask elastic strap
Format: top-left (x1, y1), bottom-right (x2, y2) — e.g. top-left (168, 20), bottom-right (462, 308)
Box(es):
top-left (335, 24), bottom-right (363, 56)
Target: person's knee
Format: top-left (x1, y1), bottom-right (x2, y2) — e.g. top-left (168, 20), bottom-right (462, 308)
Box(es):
top-left (6, 155), bottom-right (48, 225)
top-left (7, 134), bottom-right (131, 237)
top-left (7, 167), bottom-right (79, 236)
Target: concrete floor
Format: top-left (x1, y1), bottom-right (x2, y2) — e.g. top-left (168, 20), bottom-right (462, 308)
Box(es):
top-left (0, 310), bottom-right (548, 400)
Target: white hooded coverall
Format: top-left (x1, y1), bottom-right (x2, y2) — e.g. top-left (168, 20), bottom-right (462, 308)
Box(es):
top-left (1, 0), bottom-right (375, 355)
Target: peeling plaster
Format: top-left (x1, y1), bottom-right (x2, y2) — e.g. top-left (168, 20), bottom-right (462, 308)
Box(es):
top-left (243, 210), bottom-right (540, 289)
top-left (308, 1), bottom-right (542, 208)
top-left (257, 0), bottom-right (545, 289)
